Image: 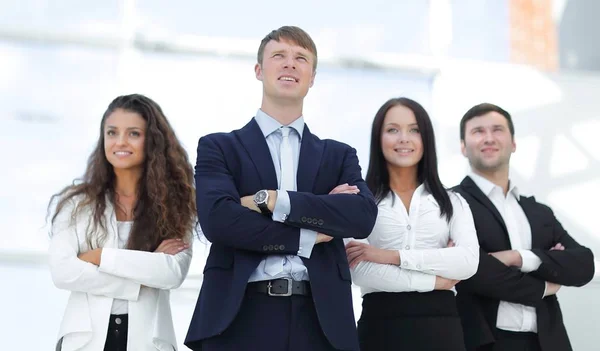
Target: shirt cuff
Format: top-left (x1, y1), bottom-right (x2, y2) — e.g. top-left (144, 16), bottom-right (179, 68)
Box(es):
top-left (398, 249), bottom-right (424, 271)
top-left (272, 190), bottom-right (291, 222)
top-left (99, 247), bottom-right (118, 274)
top-left (518, 250), bottom-right (542, 273)
top-left (543, 281), bottom-right (548, 298)
top-left (410, 271), bottom-right (436, 292)
top-left (298, 229), bottom-right (317, 258)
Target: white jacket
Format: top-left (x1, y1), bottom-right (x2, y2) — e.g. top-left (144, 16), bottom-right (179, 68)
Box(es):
top-left (48, 198), bottom-right (193, 351)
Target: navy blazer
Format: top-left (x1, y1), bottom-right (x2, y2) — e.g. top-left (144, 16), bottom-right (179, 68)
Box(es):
top-left (454, 176), bottom-right (594, 351)
top-left (185, 118), bottom-right (378, 351)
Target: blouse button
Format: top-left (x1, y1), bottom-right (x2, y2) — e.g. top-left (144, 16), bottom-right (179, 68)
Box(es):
top-left (407, 225), bottom-right (412, 230)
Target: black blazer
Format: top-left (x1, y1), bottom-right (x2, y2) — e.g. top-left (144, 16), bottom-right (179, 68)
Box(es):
top-left (453, 176), bottom-right (594, 351)
top-left (184, 119), bottom-right (378, 351)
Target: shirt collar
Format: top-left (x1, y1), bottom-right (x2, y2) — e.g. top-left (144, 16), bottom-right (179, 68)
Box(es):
top-left (254, 109), bottom-right (305, 140)
top-left (468, 171), bottom-right (520, 199)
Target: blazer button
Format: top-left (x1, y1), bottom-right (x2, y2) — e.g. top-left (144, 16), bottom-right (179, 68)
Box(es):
top-left (268, 245), bottom-right (274, 251)
top-left (273, 245), bottom-right (279, 251)
top-left (301, 216), bottom-right (307, 223)
top-left (311, 218), bottom-right (317, 224)
top-left (279, 245), bottom-right (285, 250)
top-left (262, 245), bottom-right (269, 251)
top-left (317, 219), bottom-right (324, 226)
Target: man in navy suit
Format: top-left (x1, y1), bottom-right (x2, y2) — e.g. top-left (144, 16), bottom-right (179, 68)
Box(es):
top-left (184, 26), bottom-right (378, 351)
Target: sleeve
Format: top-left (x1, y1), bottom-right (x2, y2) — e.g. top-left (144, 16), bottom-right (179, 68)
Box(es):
top-left (398, 194), bottom-right (480, 280)
top-left (285, 146), bottom-right (378, 239)
top-left (349, 238), bottom-right (436, 292)
top-left (98, 232), bottom-right (194, 289)
top-left (195, 136), bottom-right (302, 254)
top-left (48, 200), bottom-right (140, 300)
top-left (518, 250), bottom-right (542, 273)
top-left (273, 189), bottom-right (318, 259)
top-left (457, 248), bottom-right (546, 306)
top-left (528, 202), bottom-right (595, 286)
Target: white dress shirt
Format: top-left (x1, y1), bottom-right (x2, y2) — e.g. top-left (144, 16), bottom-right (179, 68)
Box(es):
top-left (350, 185), bottom-right (479, 296)
top-left (468, 172), bottom-right (543, 333)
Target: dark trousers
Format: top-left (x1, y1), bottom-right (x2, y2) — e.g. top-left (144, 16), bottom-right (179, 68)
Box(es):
top-left (104, 314), bottom-right (128, 351)
top-left (200, 290), bottom-right (336, 351)
top-left (358, 291), bottom-right (466, 351)
top-left (477, 330), bottom-right (542, 351)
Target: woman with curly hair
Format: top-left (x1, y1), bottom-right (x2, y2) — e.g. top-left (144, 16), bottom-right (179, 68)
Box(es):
top-left (48, 94), bottom-right (196, 351)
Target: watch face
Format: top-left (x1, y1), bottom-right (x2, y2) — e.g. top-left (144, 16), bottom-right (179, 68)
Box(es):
top-left (255, 191), bottom-right (267, 203)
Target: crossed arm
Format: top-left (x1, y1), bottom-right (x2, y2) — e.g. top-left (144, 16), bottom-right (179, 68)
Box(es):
top-left (347, 194), bottom-right (480, 293)
top-left (195, 136), bottom-right (378, 255)
top-left (49, 201), bottom-right (193, 299)
top-left (468, 209), bottom-right (595, 302)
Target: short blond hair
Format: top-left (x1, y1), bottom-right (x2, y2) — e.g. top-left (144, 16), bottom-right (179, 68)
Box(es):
top-left (257, 26), bottom-right (318, 70)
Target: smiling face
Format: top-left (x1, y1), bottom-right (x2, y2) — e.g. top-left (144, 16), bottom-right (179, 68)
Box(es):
top-left (380, 104), bottom-right (424, 171)
top-left (461, 111), bottom-right (516, 173)
top-left (255, 38), bottom-right (315, 105)
top-left (103, 108), bottom-right (147, 172)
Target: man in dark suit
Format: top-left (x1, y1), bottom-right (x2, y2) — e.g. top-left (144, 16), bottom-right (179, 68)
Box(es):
top-left (184, 26), bottom-right (378, 351)
top-left (453, 103), bottom-right (595, 351)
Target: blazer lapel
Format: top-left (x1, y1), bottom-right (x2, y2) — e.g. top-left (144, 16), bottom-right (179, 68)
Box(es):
top-left (297, 125), bottom-right (323, 192)
top-left (461, 176), bottom-right (509, 236)
top-left (103, 197), bottom-right (119, 248)
top-left (518, 195), bottom-right (543, 248)
top-left (236, 118), bottom-right (278, 190)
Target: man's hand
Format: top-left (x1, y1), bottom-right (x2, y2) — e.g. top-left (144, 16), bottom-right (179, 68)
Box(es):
top-left (78, 248), bottom-right (102, 266)
top-left (267, 190), bottom-right (277, 211)
top-left (550, 243), bottom-right (565, 251)
top-left (316, 233), bottom-right (333, 244)
top-left (434, 276), bottom-right (460, 290)
top-left (240, 195), bottom-right (260, 213)
top-left (155, 238), bottom-right (189, 255)
top-left (329, 183), bottom-right (360, 195)
top-left (544, 281), bottom-right (562, 296)
top-left (489, 250), bottom-right (522, 267)
top-left (345, 241), bottom-right (399, 268)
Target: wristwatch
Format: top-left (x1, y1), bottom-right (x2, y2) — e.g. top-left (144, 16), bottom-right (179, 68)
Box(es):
top-left (253, 189), bottom-right (272, 216)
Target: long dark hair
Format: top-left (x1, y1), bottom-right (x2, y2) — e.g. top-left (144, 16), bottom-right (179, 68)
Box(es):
top-left (48, 94), bottom-right (196, 251)
top-left (365, 97), bottom-right (453, 221)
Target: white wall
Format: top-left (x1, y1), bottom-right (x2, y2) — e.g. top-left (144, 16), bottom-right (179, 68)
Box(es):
top-left (1, 45), bottom-right (598, 349)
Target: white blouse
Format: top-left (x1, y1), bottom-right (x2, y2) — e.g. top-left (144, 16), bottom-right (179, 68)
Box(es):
top-left (110, 221), bottom-right (133, 315)
top-left (350, 184), bottom-right (479, 296)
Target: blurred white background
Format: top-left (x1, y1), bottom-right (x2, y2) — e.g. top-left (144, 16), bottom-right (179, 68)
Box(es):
top-left (1, 0), bottom-right (599, 350)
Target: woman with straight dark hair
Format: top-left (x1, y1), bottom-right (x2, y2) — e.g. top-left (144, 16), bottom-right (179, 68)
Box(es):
top-left (346, 97), bottom-right (479, 351)
top-left (48, 94), bottom-right (196, 350)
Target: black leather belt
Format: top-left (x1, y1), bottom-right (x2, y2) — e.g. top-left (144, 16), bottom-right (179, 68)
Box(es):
top-left (247, 278), bottom-right (311, 297)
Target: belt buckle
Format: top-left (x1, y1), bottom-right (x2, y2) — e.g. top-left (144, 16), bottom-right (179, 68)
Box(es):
top-left (267, 278), bottom-right (293, 296)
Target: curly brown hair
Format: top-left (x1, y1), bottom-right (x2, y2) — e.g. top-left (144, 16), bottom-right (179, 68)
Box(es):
top-left (48, 94), bottom-right (196, 251)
